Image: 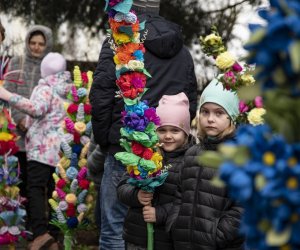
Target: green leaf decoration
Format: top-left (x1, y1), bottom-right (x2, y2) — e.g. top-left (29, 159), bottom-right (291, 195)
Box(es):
top-left (232, 146), bottom-right (250, 166)
top-left (124, 98), bottom-right (138, 106)
top-left (197, 151), bottom-right (224, 168)
top-left (114, 152), bottom-right (140, 166)
top-left (119, 138), bottom-right (132, 153)
top-left (266, 227), bottom-right (291, 246)
top-left (218, 144), bottom-right (238, 159)
top-left (289, 40), bottom-right (300, 73)
top-left (139, 158), bottom-right (156, 172)
top-left (210, 176), bottom-right (226, 188)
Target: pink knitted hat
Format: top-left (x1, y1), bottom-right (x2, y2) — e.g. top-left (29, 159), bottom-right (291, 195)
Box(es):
top-left (41, 52), bottom-right (66, 78)
top-left (156, 92), bottom-right (190, 135)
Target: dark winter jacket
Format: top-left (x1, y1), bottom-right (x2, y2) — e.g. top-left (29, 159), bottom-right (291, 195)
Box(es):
top-left (169, 137), bottom-right (244, 250)
top-left (89, 14), bottom-right (198, 154)
top-left (117, 136), bottom-right (195, 250)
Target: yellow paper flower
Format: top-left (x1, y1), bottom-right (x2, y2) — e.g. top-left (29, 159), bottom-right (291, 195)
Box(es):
top-left (204, 33), bottom-right (222, 45)
top-left (113, 32), bottom-right (131, 44)
top-left (113, 55), bottom-right (121, 65)
top-left (52, 173), bottom-right (60, 183)
top-left (74, 122), bottom-right (86, 134)
top-left (247, 108), bottom-right (266, 125)
top-left (77, 212), bottom-right (85, 223)
top-left (151, 152), bottom-right (163, 170)
top-left (241, 74), bottom-right (256, 86)
top-left (65, 193), bottom-right (77, 204)
top-left (73, 66), bottom-right (82, 87)
top-left (78, 158), bottom-right (87, 168)
top-left (52, 190), bottom-right (58, 199)
top-left (49, 198), bottom-right (58, 210)
top-left (59, 156), bottom-right (71, 169)
top-left (0, 132), bottom-right (13, 141)
top-left (215, 51), bottom-right (236, 70)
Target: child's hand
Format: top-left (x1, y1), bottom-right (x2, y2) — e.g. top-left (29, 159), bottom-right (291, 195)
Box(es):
top-left (137, 190), bottom-right (153, 206)
top-left (143, 206), bottom-right (156, 223)
top-left (0, 86), bottom-right (12, 101)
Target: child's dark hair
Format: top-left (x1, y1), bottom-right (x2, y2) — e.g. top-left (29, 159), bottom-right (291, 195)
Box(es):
top-left (0, 21), bottom-right (5, 41)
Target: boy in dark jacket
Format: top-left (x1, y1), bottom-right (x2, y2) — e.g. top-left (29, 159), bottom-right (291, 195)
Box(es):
top-left (118, 93), bottom-right (195, 250)
top-left (168, 79), bottom-right (245, 250)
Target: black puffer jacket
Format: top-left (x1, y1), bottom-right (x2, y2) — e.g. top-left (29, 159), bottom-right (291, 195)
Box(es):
top-left (89, 14), bottom-right (198, 154)
top-left (170, 137), bottom-right (244, 250)
top-left (117, 136), bottom-right (195, 249)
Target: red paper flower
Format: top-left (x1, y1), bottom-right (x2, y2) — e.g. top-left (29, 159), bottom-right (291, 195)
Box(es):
top-left (56, 179), bottom-right (67, 189)
top-left (142, 148), bottom-right (153, 160)
top-left (132, 141), bottom-right (145, 156)
top-left (84, 104), bottom-right (92, 115)
top-left (67, 104), bottom-right (78, 114)
top-left (66, 203), bottom-right (76, 217)
top-left (73, 131), bottom-right (81, 144)
top-left (81, 72), bottom-right (88, 84)
top-left (78, 179), bottom-right (90, 190)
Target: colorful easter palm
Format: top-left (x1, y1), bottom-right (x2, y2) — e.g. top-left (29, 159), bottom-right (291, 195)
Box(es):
top-left (48, 66), bottom-right (94, 250)
top-left (104, 1), bottom-right (168, 249)
top-left (0, 44), bottom-right (26, 250)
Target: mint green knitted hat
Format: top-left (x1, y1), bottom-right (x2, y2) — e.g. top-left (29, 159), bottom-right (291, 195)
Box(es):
top-left (199, 78), bottom-right (239, 121)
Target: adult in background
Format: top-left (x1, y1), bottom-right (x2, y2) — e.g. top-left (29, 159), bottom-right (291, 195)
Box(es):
top-left (89, 0), bottom-right (198, 249)
top-left (0, 20), bottom-right (5, 44)
top-left (3, 25), bottom-right (53, 203)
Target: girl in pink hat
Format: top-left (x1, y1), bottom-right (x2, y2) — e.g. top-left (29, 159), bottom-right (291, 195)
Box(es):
top-left (117, 92), bottom-right (195, 250)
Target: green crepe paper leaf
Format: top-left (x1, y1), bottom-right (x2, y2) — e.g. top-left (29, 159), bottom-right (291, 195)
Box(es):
top-left (112, 0), bottom-right (133, 14)
top-left (218, 144), bottom-right (238, 159)
top-left (139, 21), bottom-right (145, 31)
top-left (119, 138), bottom-right (132, 153)
top-left (124, 98), bottom-right (138, 106)
top-left (127, 172), bottom-right (168, 192)
top-left (197, 151), bottom-right (224, 169)
top-left (210, 176), bottom-right (226, 188)
top-left (289, 40), bottom-right (300, 73)
top-left (244, 28), bottom-right (266, 47)
top-left (266, 227), bottom-right (291, 246)
top-left (142, 68), bottom-right (152, 78)
top-left (115, 152), bottom-right (140, 166)
top-left (232, 146), bottom-right (250, 166)
top-left (132, 131), bottom-right (157, 148)
top-left (139, 158), bottom-right (156, 172)
top-left (119, 26), bottom-right (134, 36)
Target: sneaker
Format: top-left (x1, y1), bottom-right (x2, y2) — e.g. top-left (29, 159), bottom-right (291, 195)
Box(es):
top-left (29, 233), bottom-right (55, 250)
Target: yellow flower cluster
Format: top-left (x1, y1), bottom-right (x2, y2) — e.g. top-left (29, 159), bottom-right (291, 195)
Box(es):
top-left (215, 51), bottom-right (236, 70)
top-left (73, 66), bottom-right (82, 88)
top-left (248, 108), bottom-right (266, 125)
top-left (241, 74), bottom-right (256, 86)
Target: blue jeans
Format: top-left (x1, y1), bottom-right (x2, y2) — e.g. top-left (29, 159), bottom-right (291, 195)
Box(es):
top-left (99, 154), bottom-right (127, 250)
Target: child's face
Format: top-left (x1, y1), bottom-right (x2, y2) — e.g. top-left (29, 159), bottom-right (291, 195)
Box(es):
top-left (29, 34), bottom-right (46, 58)
top-left (199, 102), bottom-right (231, 137)
top-left (156, 125), bottom-right (187, 152)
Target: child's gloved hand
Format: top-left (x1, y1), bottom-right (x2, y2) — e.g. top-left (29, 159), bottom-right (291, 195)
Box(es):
top-left (143, 205), bottom-right (156, 223)
top-left (137, 190), bottom-right (153, 206)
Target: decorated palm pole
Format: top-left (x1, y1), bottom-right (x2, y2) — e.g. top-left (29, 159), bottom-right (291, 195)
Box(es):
top-left (104, 1), bottom-right (167, 249)
top-left (0, 40), bottom-right (26, 250)
top-left (48, 66), bottom-right (94, 250)
top-left (199, 1), bottom-right (300, 249)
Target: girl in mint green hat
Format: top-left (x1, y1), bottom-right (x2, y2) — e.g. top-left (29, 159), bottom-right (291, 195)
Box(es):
top-left (168, 79), bottom-right (245, 250)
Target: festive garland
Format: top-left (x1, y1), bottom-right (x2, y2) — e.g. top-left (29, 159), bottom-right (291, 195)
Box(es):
top-left (199, 1), bottom-right (300, 249)
top-left (49, 66), bottom-right (94, 250)
top-left (104, 1), bottom-right (167, 249)
top-left (0, 46), bottom-right (26, 249)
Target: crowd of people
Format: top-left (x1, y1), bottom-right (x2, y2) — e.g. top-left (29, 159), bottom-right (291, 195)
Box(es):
top-left (0, 0), bottom-right (245, 249)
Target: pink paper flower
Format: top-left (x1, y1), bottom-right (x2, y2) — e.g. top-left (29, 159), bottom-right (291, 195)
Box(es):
top-left (254, 96), bottom-right (264, 108)
top-left (239, 101), bottom-right (249, 113)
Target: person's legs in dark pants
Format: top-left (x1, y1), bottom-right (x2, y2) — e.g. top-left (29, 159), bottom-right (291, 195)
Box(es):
top-left (27, 160), bottom-right (56, 249)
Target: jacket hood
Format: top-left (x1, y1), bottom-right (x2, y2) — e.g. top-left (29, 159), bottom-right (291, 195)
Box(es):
top-left (141, 14), bottom-right (183, 59)
top-left (25, 25), bottom-right (53, 59)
